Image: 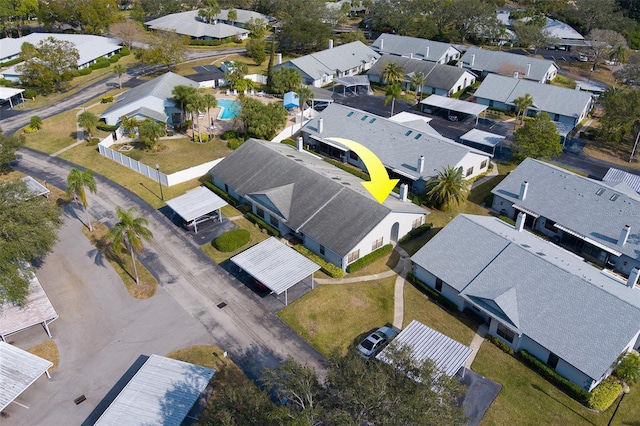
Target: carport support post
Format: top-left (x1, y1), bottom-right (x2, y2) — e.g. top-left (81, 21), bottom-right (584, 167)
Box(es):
top-left (311, 272), bottom-right (315, 289)
top-left (42, 321), bottom-right (52, 339)
top-left (285, 289), bottom-right (288, 306)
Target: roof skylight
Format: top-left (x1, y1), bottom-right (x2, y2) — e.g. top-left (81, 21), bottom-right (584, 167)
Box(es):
top-left (347, 111), bottom-right (354, 117)
top-left (405, 130), bottom-right (413, 136)
top-left (596, 188), bottom-right (605, 196)
top-left (610, 193), bottom-right (620, 201)
top-left (361, 115), bottom-right (369, 121)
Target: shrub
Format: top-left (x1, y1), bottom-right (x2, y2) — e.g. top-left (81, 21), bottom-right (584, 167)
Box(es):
top-left (519, 350), bottom-right (590, 404)
top-left (87, 138), bottom-right (100, 146)
top-left (346, 244), bottom-right (393, 273)
top-left (77, 67), bottom-right (92, 76)
top-left (245, 212), bottom-right (280, 237)
top-left (615, 352), bottom-right (640, 385)
top-left (22, 125), bottom-right (38, 134)
top-left (220, 130), bottom-right (237, 140)
top-left (399, 223), bottom-right (432, 243)
top-left (293, 245), bottom-right (345, 278)
top-left (588, 377), bottom-right (621, 411)
top-left (227, 137), bottom-right (245, 149)
top-left (101, 96), bottom-right (114, 103)
top-left (323, 158), bottom-right (370, 181)
top-left (487, 335), bottom-right (514, 355)
top-left (109, 54), bottom-right (121, 63)
top-left (214, 229), bottom-right (251, 252)
top-left (120, 47), bottom-right (130, 56)
top-left (193, 133), bottom-right (210, 142)
top-left (22, 88), bottom-right (37, 99)
top-left (405, 271), bottom-right (459, 311)
top-left (281, 139), bottom-right (297, 148)
top-left (0, 57), bottom-right (23, 67)
top-left (90, 58), bottom-right (111, 70)
top-left (202, 181), bottom-right (238, 207)
top-left (97, 123), bottom-right (118, 132)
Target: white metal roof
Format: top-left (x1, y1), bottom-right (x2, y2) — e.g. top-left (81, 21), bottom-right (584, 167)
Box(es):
top-left (459, 129), bottom-right (505, 147)
top-left (165, 186), bottom-right (227, 222)
top-left (333, 75), bottom-right (371, 87)
top-left (0, 342), bottom-right (53, 411)
top-left (95, 354), bottom-right (215, 426)
top-left (0, 87), bottom-right (24, 101)
top-left (376, 320), bottom-right (472, 377)
top-left (21, 175), bottom-right (50, 197)
top-left (0, 274), bottom-right (58, 340)
top-left (231, 237), bottom-right (320, 295)
top-left (420, 95), bottom-right (487, 116)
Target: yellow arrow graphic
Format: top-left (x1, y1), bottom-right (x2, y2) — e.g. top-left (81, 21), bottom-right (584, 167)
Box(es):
top-left (327, 137), bottom-right (398, 204)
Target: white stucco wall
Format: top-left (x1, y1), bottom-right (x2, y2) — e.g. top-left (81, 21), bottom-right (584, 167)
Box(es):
top-left (412, 265), bottom-right (467, 311)
top-left (101, 96), bottom-right (167, 125)
top-left (454, 152), bottom-right (491, 180)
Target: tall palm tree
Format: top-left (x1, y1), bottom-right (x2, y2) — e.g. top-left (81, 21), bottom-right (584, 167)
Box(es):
top-left (227, 8), bottom-right (237, 26)
top-left (113, 64), bottom-right (126, 89)
top-left (514, 93), bottom-right (534, 124)
top-left (186, 93), bottom-right (206, 142)
top-left (424, 166), bottom-right (467, 210)
top-left (120, 115), bottom-right (138, 136)
top-left (66, 168), bottom-right (97, 231)
top-left (172, 85), bottom-right (198, 125)
top-left (409, 72), bottom-right (427, 103)
top-left (77, 111), bottom-right (98, 140)
top-left (108, 206), bottom-right (153, 286)
top-left (381, 62), bottom-right (404, 85)
top-left (202, 92), bottom-right (217, 130)
top-left (384, 83), bottom-right (404, 117)
top-left (297, 86), bottom-right (314, 119)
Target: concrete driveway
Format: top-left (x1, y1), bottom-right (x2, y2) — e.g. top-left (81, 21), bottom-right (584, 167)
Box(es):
top-left (5, 149), bottom-right (325, 424)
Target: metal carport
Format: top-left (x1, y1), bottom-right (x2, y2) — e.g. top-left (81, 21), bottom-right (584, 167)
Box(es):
top-left (21, 176), bottom-right (50, 198)
top-left (231, 237), bottom-right (320, 305)
top-left (459, 129), bottom-right (505, 156)
top-left (420, 95), bottom-right (488, 124)
top-left (0, 342), bottom-right (53, 411)
top-left (0, 87), bottom-right (24, 108)
top-left (376, 320), bottom-right (473, 378)
top-left (333, 76), bottom-right (372, 96)
top-left (165, 186), bottom-right (228, 234)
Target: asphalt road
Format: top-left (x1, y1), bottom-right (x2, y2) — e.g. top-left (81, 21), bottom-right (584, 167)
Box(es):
top-left (4, 149), bottom-right (325, 425)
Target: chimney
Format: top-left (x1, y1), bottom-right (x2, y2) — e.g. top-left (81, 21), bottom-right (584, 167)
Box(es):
top-left (297, 136), bottom-right (303, 152)
top-left (410, 53), bottom-right (414, 59)
top-left (329, 39), bottom-right (334, 49)
top-left (380, 38), bottom-right (383, 51)
top-left (526, 63), bottom-right (531, 76)
top-left (627, 268), bottom-right (640, 288)
top-left (619, 225), bottom-right (631, 247)
top-left (575, 83), bottom-right (581, 91)
top-left (276, 53), bottom-right (282, 65)
top-left (418, 155), bottom-right (425, 173)
top-left (519, 181), bottom-right (529, 200)
top-left (471, 53), bottom-right (475, 66)
top-left (425, 46), bottom-right (429, 58)
top-left (458, 61), bottom-right (463, 68)
top-left (399, 183), bottom-right (408, 202)
top-left (317, 118), bottom-right (323, 133)
top-left (515, 212), bottom-right (526, 232)
top-left (513, 71), bottom-right (519, 79)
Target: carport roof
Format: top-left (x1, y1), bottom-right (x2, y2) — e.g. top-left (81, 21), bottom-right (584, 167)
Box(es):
top-left (0, 87), bottom-right (24, 100)
top-left (333, 75), bottom-right (370, 87)
top-left (0, 342), bottom-right (53, 412)
top-left (21, 175), bottom-right (50, 197)
top-left (231, 237), bottom-right (320, 295)
top-left (420, 95), bottom-right (487, 116)
top-left (377, 320), bottom-right (472, 377)
top-left (460, 129), bottom-right (505, 147)
top-left (166, 186), bottom-right (227, 223)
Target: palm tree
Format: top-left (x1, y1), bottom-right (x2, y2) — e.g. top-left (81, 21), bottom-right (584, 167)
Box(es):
top-left (77, 111), bottom-right (98, 140)
top-left (384, 83), bottom-right (404, 117)
top-left (186, 93), bottom-right (206, 142)
top-left (297, 86), bottom-right (314, 119)
top-left (202, 93), bottom-right (218, 131)
top-left (30, 115), bottom-right (42, 130)
top-left (172, 85), bottom-right (198, 125)
top-left (609, 44), bottom-right (630, 64)
top-left (227, 8), bottom-right (237, 26)
top-left (66, 168), bottom-right (97, 231)
top-left (138, 118), bottom-right (165, 150)
top-left (409, 72), bottom-right (427, 103)
top-left (381, 62), bottom-right (404, 85)
top-left (615, 352), bottom-right (640, 385)
top-left (198, 0), bottom-right (221, 24)
top-left (113, 64), bottom-right (126, 89)
top-left (108, 206), bottom-right (153, 286)
top-left (424, 165), bottom-right (468, 210)
top-left (120, 115), bottom-right (138, 136)
top-left (514, 93), bottom-right (534, 124)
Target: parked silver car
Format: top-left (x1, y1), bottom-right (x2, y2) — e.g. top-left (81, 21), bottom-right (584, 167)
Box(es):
top-left (356, 326), bottom-right (398, 359)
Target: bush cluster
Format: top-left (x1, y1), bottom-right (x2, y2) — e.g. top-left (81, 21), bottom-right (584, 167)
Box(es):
top-left (519, 350), bottom-right (590, 404)
top-left (22, 89), bottom-right (37, 99)
top-left (214, 229), bottom-right (251, 252)
top-left (202, 181), bottom-right (238, 207)
top-left (189, 38), bottom-right (230, 46)
top-left (0, 57), bottom-right (23, 67)
top-left (399, 223), bottom-right (432, 243)
top-left (100, 96), bottom-right (114, 103)
top-left (77, 68), bottom-right (92, 76)
top-left (227, 137), bottom-right (245, 149)
top-left (120, 47), bottom-right (130, 56)
top-left (245, 212), bottom-right (280, 237)
top-left (293, 245), bottom-right (345, 278)
top-left (90, 57), bottom-right (111, 70)
top-left (322, 158), bottom-right (370, 181)
top-left (346, 244), bottom-right (393, 273)
top-left (588, 377), bottom-right (621, 411)
top-left (0, 78), bottom-right (18, 87)
top-left (193, 133), bottom-right (210, 142)
top-left (487, 335), bottom-right (514, 355)
top-left (22, 125), bottom-right (38, 134)
top-left (220, 130), bottom-right (237, 140)
top-left (405, 271), bottom-right (459, 312)
top-left (97, 123), bottom-right (118, 131)
top-left (109, 54), bottom-right (121, 63)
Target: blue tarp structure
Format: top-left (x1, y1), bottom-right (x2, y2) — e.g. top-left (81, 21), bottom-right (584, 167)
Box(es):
top-left (284, 91), bottom-right (299, 109)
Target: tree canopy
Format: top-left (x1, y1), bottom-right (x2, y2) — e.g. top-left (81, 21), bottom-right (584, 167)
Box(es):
top-left (17, 37), bottom-right (80, 94)
top-left (0, 179), bottom-right (64, 304)
top-left (275, 0), bottom-right (332, 54)
top-left (236, 96), bottom-right (287, 140)
top-left (38, 0), bottom-right (120, 34)
top-left (511, 112), bottom-right (562, 161)
top-left (271, 67), bottom-right (302, 94)
top-left (600, 88), bottom-right (640, 161)
top-left (0, 130), bottom-right (25, 173)
top-left (424, 165), bottom-right (468, 210)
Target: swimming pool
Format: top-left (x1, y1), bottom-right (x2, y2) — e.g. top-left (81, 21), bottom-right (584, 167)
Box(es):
top-left (218, 99), bottom-right (241, 120)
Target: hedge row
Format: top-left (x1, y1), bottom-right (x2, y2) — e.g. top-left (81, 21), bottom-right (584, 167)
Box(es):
top-left (215, 229), bottom-right (250, 252)
top-left (0, 57), bottom-right (23, 67)
top-left (293, 245), bottom-right (344, 278)
top-left (399, 223), bottom-right (432, 243)
top-left (90, 57), bottom-right (111, 70)
top-left (245, 212), bottom-right (280, 237)
top-left (77, 67), bottom-right (92, 76)
top-left (346, 244), bottom-right (393, 273)
top-left (322, 158), bottom-right (370, 181)
top-left (405, 271), bottom-right (459, 312)
top-left (202, 181), bottom-right (238, 207)
top-left (487, 335), bottom-right (514, 355)
top-left (519, 350), bottom-right (590, 404)
top-left (97, 123), bottom-right (118, 132)
top-left (23, 89), bottom-right (36, 99)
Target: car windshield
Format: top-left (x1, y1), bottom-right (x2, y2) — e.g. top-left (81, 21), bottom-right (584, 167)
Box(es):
top-left (361, 339), bottom-right (375, 350)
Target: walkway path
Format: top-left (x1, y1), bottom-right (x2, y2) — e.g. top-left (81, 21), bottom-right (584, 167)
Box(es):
top-left (465, 324), bottom-right (488, 368)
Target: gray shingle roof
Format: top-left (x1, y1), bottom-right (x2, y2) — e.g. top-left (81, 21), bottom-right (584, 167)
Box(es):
top-left (301, 103), bottom-right (490, 181)
top-left (278, 41), bottom-right (380, 81)
top-left (371, 34), bottom-right (460, 62)
top-left (367, 55), bottom-right (475, 91)
top-left (412, 214), bottom-right (640, 380)
top-left (491, 158), bottom-right (640, 261)
top-left (473, 74), bottom-right (592, 120)
top-left (209, 140), bottom-right (393, 256)
top-left (460, 47), bottom-right (557, 82)
top-left (146, 11), bottom-right (250, 39)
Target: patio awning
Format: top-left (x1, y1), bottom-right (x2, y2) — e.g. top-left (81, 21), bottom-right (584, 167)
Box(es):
top-left (554, 223), bottom-right (622, 256)
top-left (0, 342), bottom-right (53, 412)
top-left (420, 95), bottom-right (488, 116)
top-left (166, 186), bottom-right (227, 223)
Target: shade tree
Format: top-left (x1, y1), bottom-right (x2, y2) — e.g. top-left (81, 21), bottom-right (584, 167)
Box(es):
top-left (511, 112), bottom-right (562, 161)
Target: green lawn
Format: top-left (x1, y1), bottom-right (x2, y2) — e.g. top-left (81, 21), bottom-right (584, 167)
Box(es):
top-left (278, 277), bottom-right (396, 357)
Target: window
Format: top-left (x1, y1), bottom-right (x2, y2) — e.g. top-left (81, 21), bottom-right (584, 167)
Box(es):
top-left (347, 249), bottom-right (360, 264)
top-left (489, 100), bottom-right (494, 107)
top-left (544, 219), bottom-right (556, 231)
top-left (256, 207), bottom-right (264, 218)
top-left (466, 167), bottom-right (474, 177)
top-left (553, 114), bottom-right (560, 121)
top-left (319, 245), bottom-right (325, 255)
top-left (547, 353), bottom-right (559, 369)
top-left (432, 87), bottom-right (436, 94)
top-left (412, 217), bottom-right (422, 229)
top-left (349, 151), bottom-right (359, 161)
top-left (496, 323), bottom-right (515, 343)
top-left (435, 278), bottom-right (443, 292)
top-left (224, 184), bottom-right (229, 192)
top-left (372, 237), bottom-right (383, 251)
top-left (269, 215), bottom-right (278, 227)
top-left (480, 160), bottom-right (488, 169)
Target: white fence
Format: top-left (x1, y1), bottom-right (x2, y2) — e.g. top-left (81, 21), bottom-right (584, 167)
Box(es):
top-left (97, 133), bottom-right (223, 187)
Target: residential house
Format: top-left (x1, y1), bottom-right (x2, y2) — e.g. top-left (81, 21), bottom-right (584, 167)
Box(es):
top-left (100, 72), bottom-right (199, 126)
top-left (367, 55), bottom-right (477, 97)
top-left (472, 74), bottom-right (593, 133)
top-left (603, 168), bottom-right (640, 195)
top-left (370, 34), bottom-right (461, 65)
top-left (209, 139), bottom-right (427, 271)
top-left (300, 103), bottom-right (491, 192)
top-left (491, 158), bottom-right (640, 277)
top-left (459, 47), bottom-right (558, 83)
top-left (497, 9), bottom-right (584, 48)
top-left (412, 213), bottom-right (640, 391)
top-left (0, 33), bottom-right (121, 82)
top-left (273, 41), bottom-right (380, 87)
